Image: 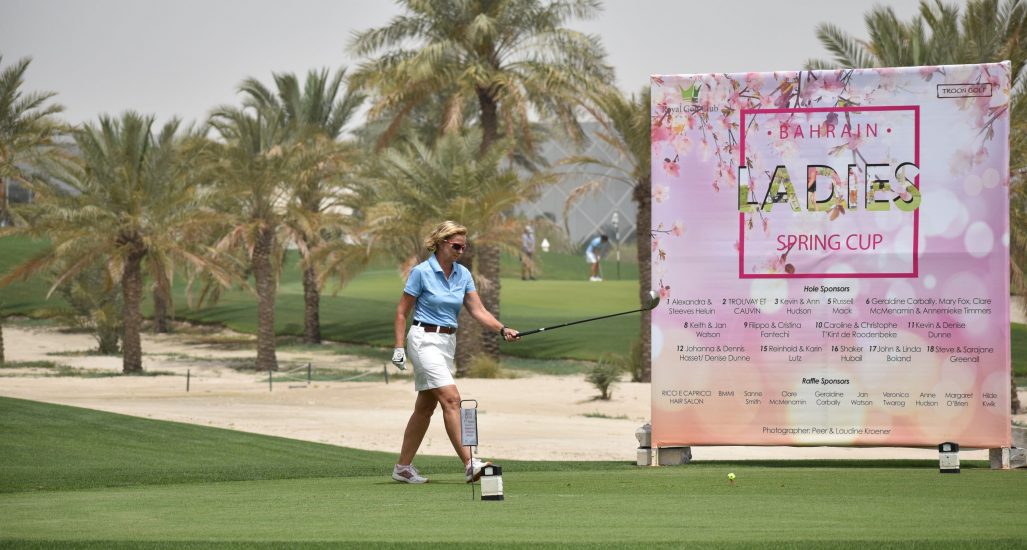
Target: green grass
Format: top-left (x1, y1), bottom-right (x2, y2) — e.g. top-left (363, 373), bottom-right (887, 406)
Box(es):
top-left (0, 360), bottom-right (70, 370)
top-left (46, 349), bottom-right (119, 357)
top-left (0, 396), bottom-right (401, 494)
top-left (1, 396), bottom-right (1025, 549)
top-left (500, 355), bottom-right (596, 375)
top-left (1012, 322), bottom-right (1027, 378)
top-left (0, 236), bottom-right (66, 315)
top-left (0, 361), bottom-right (174, 378)
top-left (169, 269), bottom-right (641, 361)
top-left (499, 245), bottom-right (639, 281)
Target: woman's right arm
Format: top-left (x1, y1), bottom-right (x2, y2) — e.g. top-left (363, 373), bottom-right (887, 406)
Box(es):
top-left (395, 293), bottom-right (416, 348)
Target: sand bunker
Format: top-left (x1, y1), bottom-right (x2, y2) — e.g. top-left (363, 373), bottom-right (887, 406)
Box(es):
top-left (3, 324), bottom-right (1019, 462)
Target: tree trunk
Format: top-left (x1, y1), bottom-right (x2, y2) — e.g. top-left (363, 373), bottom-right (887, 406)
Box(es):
top-left (302, 264), bottom-right (321, 344)
top-left (477, 87), bottom-right (499, 154)
top-left (153, 286), bottom-right (170, 334)
top-left (459, 88), bottom-right (502, 365)
top-left (634, 176), bottom-right (652, 382)
top-left (0, 321), bottom-right (5, 366)
top-left (252, 226), bottom-right (279, 371)
top-left (0, 179), bottom-right (8, 226)
top-left (455, 252), bottom-right (479, 376)
top-left (121, 248), bottom-right (145, 373)
top-left (1013, 376), bottom-right (1022, 414)
top-left (478, 243), bottom-right (502, 360)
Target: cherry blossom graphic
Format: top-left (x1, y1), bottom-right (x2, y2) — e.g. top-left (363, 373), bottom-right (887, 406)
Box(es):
top-left (657, 279), bottom-right (671, 299)
top-left (663, 154), bottom-right (680, 177)
top-left (652, 185), bottom-right (669, 203)
top-left (650, 221), bottom-right (686, 265)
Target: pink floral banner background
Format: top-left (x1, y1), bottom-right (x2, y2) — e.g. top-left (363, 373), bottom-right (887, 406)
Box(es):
top-left (651, 64), bottom-right (1011, 448)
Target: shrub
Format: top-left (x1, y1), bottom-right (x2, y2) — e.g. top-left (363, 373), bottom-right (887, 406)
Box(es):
top-left (53, 265), bottom-right (123, 354)
top-left (465, 354), bottom-right (516, 379)
top-left (586, 353), bottom-right (623, 400)
top-left (624, 339), bottom-right (644, 382)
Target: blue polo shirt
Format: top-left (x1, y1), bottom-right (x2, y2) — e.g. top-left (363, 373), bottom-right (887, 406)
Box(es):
top-left (404, 254), bottom-right (476, 328)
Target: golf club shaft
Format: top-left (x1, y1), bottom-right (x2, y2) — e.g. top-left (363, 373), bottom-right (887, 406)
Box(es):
top-left (517, 307), bottom-right (647, 337)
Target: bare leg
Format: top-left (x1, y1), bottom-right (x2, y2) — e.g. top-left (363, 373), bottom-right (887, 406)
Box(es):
top-left (431, 384), bottom-right (471, 464)
top-left (398, 390), bottom-right (438, 465)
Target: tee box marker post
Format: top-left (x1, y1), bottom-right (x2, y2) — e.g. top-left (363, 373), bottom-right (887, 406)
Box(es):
top-left (460, 399), bottom-right (478, 500)
top-left (460, 399), bottom-right (505, 501)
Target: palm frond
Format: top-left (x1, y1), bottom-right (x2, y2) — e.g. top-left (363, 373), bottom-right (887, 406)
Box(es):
top-left (814, 23), bottom-right (874, 68)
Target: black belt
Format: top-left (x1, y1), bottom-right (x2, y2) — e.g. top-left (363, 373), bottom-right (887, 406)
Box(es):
top-left (413, 320), bottom-right (457, 334)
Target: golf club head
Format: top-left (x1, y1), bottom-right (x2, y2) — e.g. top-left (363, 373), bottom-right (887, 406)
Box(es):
top-left (644, 289), bottom-right (660, 310)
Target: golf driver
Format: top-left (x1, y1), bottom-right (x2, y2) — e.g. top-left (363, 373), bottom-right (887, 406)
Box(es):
top-left (517, 290), bottom-right (660, 337)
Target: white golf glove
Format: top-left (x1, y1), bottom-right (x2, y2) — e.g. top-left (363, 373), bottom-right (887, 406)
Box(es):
top-left (391, 347), bottom-right (406, 370)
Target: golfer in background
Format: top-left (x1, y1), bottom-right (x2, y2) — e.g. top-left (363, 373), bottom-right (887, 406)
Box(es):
top-left (390, 221), bottom-right (520, 484)
top-left (585, 234), bottom-right (610, 282)
top-left (520, 224), bottom-right (536, 280)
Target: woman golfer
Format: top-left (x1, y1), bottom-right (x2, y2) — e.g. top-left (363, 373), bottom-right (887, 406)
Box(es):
top-left (390, 221), bottom-right (519, 484)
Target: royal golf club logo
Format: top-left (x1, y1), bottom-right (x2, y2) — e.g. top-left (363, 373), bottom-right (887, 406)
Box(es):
top-left (672, 83), bottom-right (718, 114)
top-left (681, 83), bottom-right (700, 103)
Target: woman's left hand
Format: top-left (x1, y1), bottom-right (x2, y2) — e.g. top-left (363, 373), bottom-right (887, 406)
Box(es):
top-left (501, 327), bottom-right (520, 342)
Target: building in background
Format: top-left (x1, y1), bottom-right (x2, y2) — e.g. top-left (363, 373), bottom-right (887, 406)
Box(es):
top-left (1, 178), bottom-right (34, 227)
top-left (517, 123), bottom-right (636, 247)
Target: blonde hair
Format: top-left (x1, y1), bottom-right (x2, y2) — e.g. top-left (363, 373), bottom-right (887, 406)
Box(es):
top-left (424, 221), bottom-right (467, 252)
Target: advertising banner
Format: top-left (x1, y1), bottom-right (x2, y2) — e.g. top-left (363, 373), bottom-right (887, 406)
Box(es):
top-left (650, 64), bottom-right (1011, 448)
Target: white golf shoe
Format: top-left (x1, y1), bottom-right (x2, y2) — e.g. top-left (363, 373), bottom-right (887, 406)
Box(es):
top-left (392, 464), bottom-right (428, 484)
top-left (466, 458), bottom-right (492, 483)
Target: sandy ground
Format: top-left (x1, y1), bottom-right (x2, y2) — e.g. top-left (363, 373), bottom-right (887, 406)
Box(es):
top-left (2, 324), bottom-right (1023, 463)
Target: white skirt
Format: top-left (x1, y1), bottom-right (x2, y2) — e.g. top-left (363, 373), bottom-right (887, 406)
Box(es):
top-left (406, 325), bottom-right (457, 391)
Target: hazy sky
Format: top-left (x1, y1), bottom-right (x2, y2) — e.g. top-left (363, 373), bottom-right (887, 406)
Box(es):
top-left (1, 0), bottom-right (924, 127)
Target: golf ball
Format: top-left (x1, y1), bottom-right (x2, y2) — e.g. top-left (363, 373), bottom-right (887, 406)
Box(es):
top-left (727, 472), bottom-right (736, 480)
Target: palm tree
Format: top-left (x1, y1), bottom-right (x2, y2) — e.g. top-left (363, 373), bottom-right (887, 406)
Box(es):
top-left (356, 132), bottom-right (551, 371)
top-left (351, 0), bottom-right (613, 359)
top-left (809, 0), bottom-right (1027, 73)
top-left (564, 86), bottom-right (653, 380)
top-left (2, 112), bottom-right (215, 373)
top-left (237, 68), bottom-right (364, 344)
top-left (0, 55), bottom-right (65, 222)
top-left (0, 55), bottom-right (65, 360)
top-left (808, 0), bottom-right (1027, 412)
top-left (204, 106), bottom-right (293, 371)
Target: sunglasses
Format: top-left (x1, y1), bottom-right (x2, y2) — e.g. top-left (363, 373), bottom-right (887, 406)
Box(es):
top-left (444, 240), bottom-right (467, 252)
